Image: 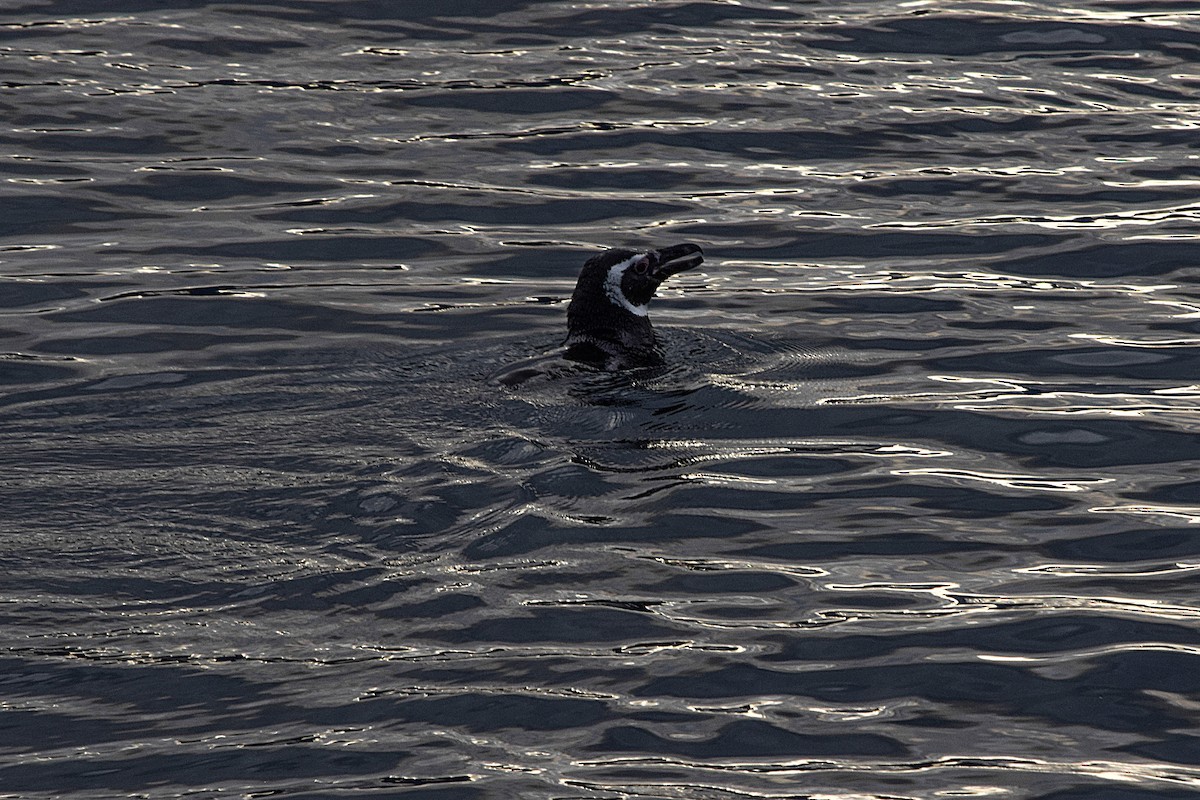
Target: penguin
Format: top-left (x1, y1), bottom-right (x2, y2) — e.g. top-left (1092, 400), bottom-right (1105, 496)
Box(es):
top-left (564, 243), bottom-right (704, 370)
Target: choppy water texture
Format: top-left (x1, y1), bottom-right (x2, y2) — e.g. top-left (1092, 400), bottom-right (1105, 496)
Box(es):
top-left (4, 1), bottom-right (1200, 798)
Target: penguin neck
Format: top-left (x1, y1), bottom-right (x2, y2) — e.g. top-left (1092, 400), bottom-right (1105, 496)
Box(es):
top-left (566, 290), bottom-right (657, 351)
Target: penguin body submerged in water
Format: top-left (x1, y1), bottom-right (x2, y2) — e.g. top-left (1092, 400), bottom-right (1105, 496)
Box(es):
top-left (564, 243), bottom-right (704, 370)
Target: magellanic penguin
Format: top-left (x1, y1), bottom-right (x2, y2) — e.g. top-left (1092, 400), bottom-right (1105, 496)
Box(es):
top-left (564, 243), bottom-right (704, 370)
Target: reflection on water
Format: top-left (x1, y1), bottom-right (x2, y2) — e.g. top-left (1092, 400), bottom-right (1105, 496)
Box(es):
top-left (3, 0), bottom-right (1200, 797)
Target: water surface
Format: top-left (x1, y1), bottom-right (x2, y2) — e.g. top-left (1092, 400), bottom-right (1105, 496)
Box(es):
top-left (3, 1), bottom-right (1200, 798)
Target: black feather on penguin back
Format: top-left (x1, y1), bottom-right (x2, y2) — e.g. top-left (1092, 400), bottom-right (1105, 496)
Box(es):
top-left (564, 243), bottom-right (704, 370)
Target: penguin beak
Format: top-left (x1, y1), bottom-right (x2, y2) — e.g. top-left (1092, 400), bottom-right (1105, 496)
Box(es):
top-left (650, 243), bottom-right (704, 281)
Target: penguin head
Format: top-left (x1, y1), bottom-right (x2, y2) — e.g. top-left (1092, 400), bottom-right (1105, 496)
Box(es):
top-left (569, 243), bottom-right (704, 322)
top-left (564, 243), bottom-right (704, 368)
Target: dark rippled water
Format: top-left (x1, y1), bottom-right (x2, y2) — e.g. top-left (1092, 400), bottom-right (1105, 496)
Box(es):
top-left (4, 1), bottom-right (1200, 797)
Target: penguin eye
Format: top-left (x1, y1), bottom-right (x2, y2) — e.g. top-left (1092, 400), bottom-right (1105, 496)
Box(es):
top-left (633, 258), bottom-right (650, 276)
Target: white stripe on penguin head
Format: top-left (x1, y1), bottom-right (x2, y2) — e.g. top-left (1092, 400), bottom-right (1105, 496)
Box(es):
top-left (604, 255), bottom-right (649, 317)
